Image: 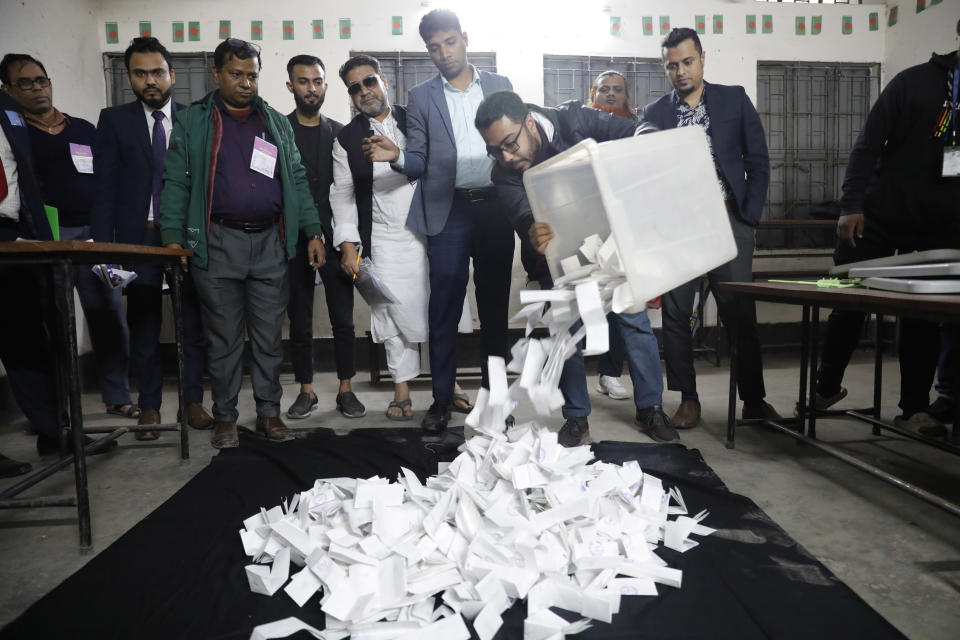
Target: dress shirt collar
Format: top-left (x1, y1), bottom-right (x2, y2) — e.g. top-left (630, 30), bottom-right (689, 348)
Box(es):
top-left (441, 65), bottom-right (480, 93)
top-left (141, 98), bottom-right (173, 122)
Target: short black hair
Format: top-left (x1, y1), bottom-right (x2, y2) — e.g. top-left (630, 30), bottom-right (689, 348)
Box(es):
top-left (474, 90), bottom-right (527, 132)
top-left (661, 28), bottom-right (702, 55)
top-left (0, 54), bottom-right (47, 86)
top-left (419, 9), bottom-right (462, 42)
top-left (286, 55), bottom-right (325, 79)
top-left (124, 37), bottom-right (173, 72)
top-left (213, 38), bottom-right (261, 71)
top-left (338, 54), bottom-right (381, 84)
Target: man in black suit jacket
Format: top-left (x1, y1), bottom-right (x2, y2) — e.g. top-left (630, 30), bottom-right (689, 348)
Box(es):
top-left (92, 37), bottom-right (211, 439)
top-left (643, 28), bottom-right (778, 428)
top-left (281, 55), bottom-right (362, 421)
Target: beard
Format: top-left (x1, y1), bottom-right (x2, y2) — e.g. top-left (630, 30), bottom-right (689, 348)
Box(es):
top-left (294, 91), bottom-right (324, 116)
top-left (135, 86), bottom-right (172, 110)
top-left (358, 95), bottom-right (387, 119)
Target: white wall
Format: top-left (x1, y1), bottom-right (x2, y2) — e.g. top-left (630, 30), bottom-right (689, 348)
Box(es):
top-left (883, 0), bottom-right (960, 81)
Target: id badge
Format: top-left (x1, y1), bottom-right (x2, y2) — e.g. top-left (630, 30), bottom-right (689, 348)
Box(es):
top-left (250, 137), bottom-right (278, 178)
top-left (69, 143), bottom-right (94, 174)
top-left (943, 146), bottom-right (960, 177)
top-left (4, 110), bottom-right (25, 127)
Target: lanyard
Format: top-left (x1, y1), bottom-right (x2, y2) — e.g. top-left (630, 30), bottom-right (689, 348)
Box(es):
top-left (952, 67), bottom-right (959, 145)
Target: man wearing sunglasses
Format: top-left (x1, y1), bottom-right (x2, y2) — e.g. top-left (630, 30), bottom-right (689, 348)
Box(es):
top-left (475, 90), bottom-right (679, 446)
top-left (159, 38), bottom-right (325, 449)
top-left (362, 9), bottom-right (515, 434)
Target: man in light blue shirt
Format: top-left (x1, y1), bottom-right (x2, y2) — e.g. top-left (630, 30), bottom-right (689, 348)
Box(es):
top-left (364, 9), bottom-right (515, 433)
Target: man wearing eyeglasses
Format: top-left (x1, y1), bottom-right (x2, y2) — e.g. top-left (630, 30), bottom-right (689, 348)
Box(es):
top-left (282, 55), bottom-right (364, 422)
top-left (159, 38), bottom-right (325, 449)
top-left (92, 37), bottom-right (213, 440)
top-left (475, 90), bottom-right (680, 446)
top-left (1, 53), bottom-right (134, 445)
top-left (362, 9), bottom-right (515, 434)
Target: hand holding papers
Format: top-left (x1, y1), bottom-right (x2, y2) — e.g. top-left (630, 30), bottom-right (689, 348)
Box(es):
top-left (353, 257), bottom-right (397, 306)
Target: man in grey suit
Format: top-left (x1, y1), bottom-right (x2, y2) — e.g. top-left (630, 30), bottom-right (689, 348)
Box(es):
top-left (365, 9), bottom-right (514, 433)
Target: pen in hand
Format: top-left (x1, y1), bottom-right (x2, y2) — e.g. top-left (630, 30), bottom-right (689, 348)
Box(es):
top-left (353, 247), bottom-right (362, 281)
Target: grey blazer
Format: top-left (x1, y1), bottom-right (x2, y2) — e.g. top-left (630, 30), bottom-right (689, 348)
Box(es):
top-left (400, 69), bottom-right (513, 236)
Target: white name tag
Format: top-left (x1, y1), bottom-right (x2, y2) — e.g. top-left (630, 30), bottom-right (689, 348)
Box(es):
top-left (943, 146), bottom-right (960, 178)
top-left (5, 110), bottom-right (25, 127)
top-left (250, 136), bottom-right (278, 178)
top-left (69, 143), bottom-right (94, 174)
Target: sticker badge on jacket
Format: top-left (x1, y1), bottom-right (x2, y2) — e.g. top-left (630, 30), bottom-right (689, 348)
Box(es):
top-left (4, 110), bottom-right (25, 127)
top-left (69, 143), bottom-right (94, 174)
top-left (251, 137), bottom-right (278, 178)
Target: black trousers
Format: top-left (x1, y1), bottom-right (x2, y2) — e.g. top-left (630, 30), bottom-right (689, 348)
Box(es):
top-left (661, 213), bottom-right (765, 405)
top-left (818, 219), bottom-right (957, 415)
top-left (286, 236), bottom-right (356, 384)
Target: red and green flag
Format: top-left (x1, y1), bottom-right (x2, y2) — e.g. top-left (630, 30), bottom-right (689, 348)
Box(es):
top-left (642, 16), bottom-right (653, 36)
top-left (251, 20), bottom-right (262, 41)
top-left (172, 22), bottom-right (184, 43)
top-left (610, 17), bottom-right (621, 36)
top-left (105, 22), bottom-right (119, 45)
top-left (139, 21), bottom-right (151, 38)
top-left (659, 16), bottom-right (670, 35)
top-left (339, 19), bottom-right (351, 39)
top-left (869, 13), bottom-right (879, 31)
top-left (795, 17), bottom-right (805, 36)
top-left (392, 16), bottom-right (403, 35)
top-left (762, 15), bottom-right (773, 34)
top-left (713, 15), bottom-right (723, 34)
top-left (312, 20), bottom-right (324, 39)
top-left (888, 6), bottom-right (899, 27)
top-left (283, 20), bottom-right (294, 40)
top-left (695, 15), bottom-right (706, 35)
top-left (219, 20), bottom-right (230, 39)
top-left (746, 15), bottom-right (757, 35)
top-left (916, 0), bottom-right (926, 12)
top-left (188, 22), bottom-right (200, 41)
top-left (812, 16), bottom-right (822, 35)
top-left (842, 16), bottom-right (853, 35)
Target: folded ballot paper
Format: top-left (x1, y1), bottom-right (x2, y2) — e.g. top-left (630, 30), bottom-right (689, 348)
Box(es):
top-left (240, 132), bottom-right (743, 638)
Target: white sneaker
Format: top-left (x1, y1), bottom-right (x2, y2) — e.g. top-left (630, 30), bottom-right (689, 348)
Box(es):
top-left (597, 375), bottom-right (631, 400)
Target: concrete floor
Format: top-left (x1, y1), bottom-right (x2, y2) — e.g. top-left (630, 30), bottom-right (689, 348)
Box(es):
top-left (1, 352), bottom-right (959, 638)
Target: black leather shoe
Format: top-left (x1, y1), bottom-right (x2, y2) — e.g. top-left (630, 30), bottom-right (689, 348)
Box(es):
top-left (558, 417), bottom-right (590, 447)
top-left (421, 401), bottom-right (451, 434)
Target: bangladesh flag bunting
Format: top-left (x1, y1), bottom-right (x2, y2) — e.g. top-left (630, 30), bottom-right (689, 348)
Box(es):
top-left (916, 0), bottom-right (926, 13)
top-left (251, 20), bottom-right (262, 41)
top-left (869, 12), bottom-right (879, 31)
top-left (746, 14), bottom-right (757, 35)
top-left (659, 16), bottom-right (670, 35)
top-left (842, 16), bottom-right (853, 35)
top-left (713, 15), bottom-right (723, 34)
top-left (172, 22), bottom-right (184, 43)
top-left (312, 20), bottom-right (324, 39)
top-left (139, 21), bottom-right (151, 38)
top-left (392, 16), bottom-right (403, 35)
top-left (642, 16), bottom-right (653, 36)
top-left (610, 17), bottom-right (621, 36)
top-left (283, 20), bottom-right (294, 40)
top-left (888, 6), bottom-right (899, 27)
top-left (105, 22), bottom-right (119, 45)
top-left (812, 16), bottom-right (822, 35)
top-left (695, 16), bottom-right (705, 35)
top-left (339, 19), bottom-right (351, 39)
top-left (219, 20), bottom-right (231, 39)
top-left (762, 15), bottom-right (773, 34)
top-left (795, 17), bottom-right (805, 36)
top-left (189, 22), bottom-right (200, 42)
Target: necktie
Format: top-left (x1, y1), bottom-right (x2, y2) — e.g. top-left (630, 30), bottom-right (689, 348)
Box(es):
top-left (0, 154), bottom-right (8, 202)
top-left (151, 110), bottom-right (166, 220)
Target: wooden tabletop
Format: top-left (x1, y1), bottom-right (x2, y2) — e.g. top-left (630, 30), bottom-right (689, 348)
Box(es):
top-left (0, 240), bottom-right (192, 264)
top-left (719, 280), bottom-right (960, 322)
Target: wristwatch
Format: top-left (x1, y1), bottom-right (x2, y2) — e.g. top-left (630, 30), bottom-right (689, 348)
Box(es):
top-left (308, 234), bottom-right (323, 242)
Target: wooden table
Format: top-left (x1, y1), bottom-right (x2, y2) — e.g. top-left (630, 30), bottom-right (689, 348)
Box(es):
top-left (0, 241), bottom-right (192, 548)
top-left (718, 280), bottom-right (960, 517)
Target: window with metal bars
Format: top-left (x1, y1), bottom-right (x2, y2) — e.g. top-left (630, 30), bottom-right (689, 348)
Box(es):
top-left (350, 51), bottom-right (497, 108)
top-left (542, 55), bottom-right (671, 111)
top-left (103, 52), bottom-right (217, 108)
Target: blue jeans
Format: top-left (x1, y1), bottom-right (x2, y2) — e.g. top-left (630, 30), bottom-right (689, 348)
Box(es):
top-left (536, 274), bottom-right (590, 419)
top-left (614, 310), bottom-right (664, 411)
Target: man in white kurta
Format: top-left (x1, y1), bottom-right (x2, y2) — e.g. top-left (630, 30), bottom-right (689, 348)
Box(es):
top-left (330, 56), bottom-right (427, 419)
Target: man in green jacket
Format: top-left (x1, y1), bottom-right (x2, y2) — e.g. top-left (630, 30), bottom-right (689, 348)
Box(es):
top-left (159, 38), bottom-right (325, 449)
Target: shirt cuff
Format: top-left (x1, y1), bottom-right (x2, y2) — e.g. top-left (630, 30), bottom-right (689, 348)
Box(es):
top-left (391, 150), bottom-right (405, 171)
top-left (332, 223), bottom-right (361, 250)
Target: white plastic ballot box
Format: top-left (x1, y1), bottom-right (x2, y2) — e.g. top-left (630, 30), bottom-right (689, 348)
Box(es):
top-left (522, 126), bottom-right (737, 308)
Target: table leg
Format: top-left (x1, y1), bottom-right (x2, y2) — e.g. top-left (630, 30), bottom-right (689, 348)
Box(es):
top-left (798, 305), bottom-right (811, 434)
top-left (726, 324), bottom-right (739, 450)
top-left (807, 305), bottom-right (820, 441)
top-left (873, 314), bottom-right (884, 434)
top-left (57, 260), bottom-right (91, 549)
top-left (170, 264), bottom-right (189, 461)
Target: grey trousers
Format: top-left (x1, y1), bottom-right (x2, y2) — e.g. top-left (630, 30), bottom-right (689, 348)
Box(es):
top-left (191, 222), bottom-right (288, 422)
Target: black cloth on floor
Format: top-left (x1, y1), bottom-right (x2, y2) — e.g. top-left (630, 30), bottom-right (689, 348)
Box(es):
top-left (0, 428), bottom-right (905, 640)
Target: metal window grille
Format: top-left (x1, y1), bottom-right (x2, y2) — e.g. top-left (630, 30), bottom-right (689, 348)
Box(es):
top-left (351, 51), bottom-right (497, 108)
top-left (542, 55), bottom-right (670, 111)
top-left (103, 52), bottom-right (217, 108)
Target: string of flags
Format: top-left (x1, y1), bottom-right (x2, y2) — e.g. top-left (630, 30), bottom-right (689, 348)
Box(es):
top-left (103, 3), bottom-right (941, 46)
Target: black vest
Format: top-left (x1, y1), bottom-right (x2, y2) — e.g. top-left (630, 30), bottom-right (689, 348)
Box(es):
top-left (286, 112), bottom-right (343, 251)
top-left (335, 105), bottom-right (408, 260)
